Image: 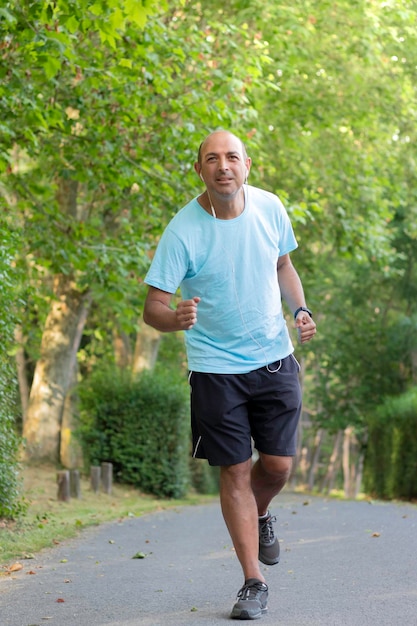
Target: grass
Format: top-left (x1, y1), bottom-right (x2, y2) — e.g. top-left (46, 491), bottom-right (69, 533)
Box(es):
top-left (0, 464), bottom-right (214, 571)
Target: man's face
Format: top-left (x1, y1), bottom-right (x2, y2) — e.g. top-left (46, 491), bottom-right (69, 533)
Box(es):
top-left (196, 131), bottom-right (251, 199)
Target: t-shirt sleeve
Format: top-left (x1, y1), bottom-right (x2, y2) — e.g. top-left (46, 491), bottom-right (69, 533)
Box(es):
top-left (144, 227), bottom-right (188, 294)
top-left (276, 196), bottom-right (298, 256)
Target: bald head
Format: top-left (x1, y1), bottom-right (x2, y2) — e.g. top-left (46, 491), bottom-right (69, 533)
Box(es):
top-left (197, 130), bottom-right (248, 166)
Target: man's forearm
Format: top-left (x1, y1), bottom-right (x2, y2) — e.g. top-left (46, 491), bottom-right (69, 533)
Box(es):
top-left (278, 263), bottom-right (307, 315)
top-left (143, 299), bottom-right (181, 333)
top-left (144, 289), bottom-right (200, 332)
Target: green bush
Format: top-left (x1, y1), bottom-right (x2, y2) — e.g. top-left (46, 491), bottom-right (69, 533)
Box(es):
top-left (0, 233), bottom-right (24, 519)
top-left (78, 367), bottom-right (191, 498)
top-left (0, 374), bottom-right (23, 519)
top-left (364, 389), bottom-right (417, 500)
top-left (190, 458), bottom-right (220, 495)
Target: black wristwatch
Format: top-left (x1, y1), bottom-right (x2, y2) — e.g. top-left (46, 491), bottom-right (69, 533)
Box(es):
top-left (294, 306), bottom-right (313, 319)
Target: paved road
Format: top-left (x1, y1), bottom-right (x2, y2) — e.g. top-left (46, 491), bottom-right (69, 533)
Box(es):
top-left (1, 492), bottom-right (416, 626)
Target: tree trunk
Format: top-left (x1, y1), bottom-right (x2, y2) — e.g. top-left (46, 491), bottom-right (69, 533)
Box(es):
top-left (342, 425), bottom-right (353, 498)
top-left (59, 286), bottom-right (91, 468)
top-left (321, 429), bottom-right (343, 493)
top-left (307, 428), bottom-right (324, 491)
top-left (113, 328), bottom-right (132, 369)
top-left (297, 445), bottom-right (309, 488)
top-left (290, 356), bottom-right (306, 488)
top-left (289, 416), bottom-right (303, 489)
top-left (343, 425), bottom-right (360, 499)
top-left (353, 429), bottom-right (367, 498)
top-left (23, 274), bottom-right (91, 463)
top-left (354, 449), bottom-right (365, 498)
top-left (132, 320), bottom-right (161, 374)
top-left (14, 325), bottom-right (30, 425)
top-left (60, 360), bottom-right (85, 469)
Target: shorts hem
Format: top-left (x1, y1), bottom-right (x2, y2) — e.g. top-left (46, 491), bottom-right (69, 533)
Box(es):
top-left (256, 448), bottom-right (296, 457)
top-left (196, 453), bottom-right (253, 468)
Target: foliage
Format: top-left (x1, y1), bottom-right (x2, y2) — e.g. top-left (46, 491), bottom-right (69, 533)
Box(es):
top-left (364, 388), bottom-right (417, 500)
top-left (1, 0), bottom-right (272, 356)
top-left (190, 459), bottom-right (220, 496)
top-left (1, 0), bottom-right (417, 497)
top-left (78, 367), bottom-right (190, 498)
top-left (0, 225), bottom-right (25, 518)
top-left (0, 377), bottom-right (22, 519)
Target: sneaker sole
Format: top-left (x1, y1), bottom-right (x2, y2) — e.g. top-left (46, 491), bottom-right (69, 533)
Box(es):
top-left (258, 552), bottom-right (280, 566)
top-left (231, 606), bottom-right (268, 620)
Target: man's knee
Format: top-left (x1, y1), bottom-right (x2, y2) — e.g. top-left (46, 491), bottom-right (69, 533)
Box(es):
top-left (259, 453), bottom-right (293, 480)
top-left (220, 459), bottom-right (252, 489)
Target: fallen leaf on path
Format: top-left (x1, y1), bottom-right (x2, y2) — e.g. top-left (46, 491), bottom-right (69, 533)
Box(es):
top-left (132, 551), bottom-right (146, 559)
top-left (371, 532), bottom-right (381, 537)
top-left (56, 598), bottom-right (65, 603)
top-left (8, 563), bottom-right (23, 573)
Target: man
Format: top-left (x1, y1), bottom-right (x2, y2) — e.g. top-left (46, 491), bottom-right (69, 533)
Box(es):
top-left (143, 130), bottom-right (316, 620)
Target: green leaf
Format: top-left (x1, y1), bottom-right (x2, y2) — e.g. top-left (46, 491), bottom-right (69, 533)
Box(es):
top-left (42, 56), bottom-right (62, 79)
top-left (64, 15), bottom-right (80, 33)
top-left (132, 551), bottom-right (146, 559)
top-left (118, 58), bottom-right (133, 68)
top-left (0, 8), bottom-right (16, 23)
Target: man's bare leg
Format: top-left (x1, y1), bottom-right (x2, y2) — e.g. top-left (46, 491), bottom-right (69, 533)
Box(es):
top-left (220, 459), bottom-right (265, 582)
top-left (220, 454), bottom-right (292, 580)
top-left (251, 453), bottom-right (293, 516)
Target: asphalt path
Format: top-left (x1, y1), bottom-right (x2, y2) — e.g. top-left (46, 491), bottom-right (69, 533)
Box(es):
top-left (1, 492), bottom-right (416, 626)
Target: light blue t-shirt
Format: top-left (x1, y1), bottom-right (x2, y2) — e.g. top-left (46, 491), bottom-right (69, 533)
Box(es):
top-left (145, 185), bottom-right (298, 373)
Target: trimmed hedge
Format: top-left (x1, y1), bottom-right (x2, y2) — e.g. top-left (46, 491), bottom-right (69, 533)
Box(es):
top-left (0, 372), bottom-right (22, 518)
top-left (78, 367), bottom-right (190, 498)
top-left (0, 234), bottom-right (24, 519)
top-left (364, 389), bottom-right (417, 500)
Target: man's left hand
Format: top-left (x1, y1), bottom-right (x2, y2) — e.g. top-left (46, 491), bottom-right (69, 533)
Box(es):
top-left (295, 312), bottom-right (317, 344)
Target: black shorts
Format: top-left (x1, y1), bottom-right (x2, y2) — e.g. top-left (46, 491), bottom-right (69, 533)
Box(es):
top-left (189, 354), bottom-right (302, 466)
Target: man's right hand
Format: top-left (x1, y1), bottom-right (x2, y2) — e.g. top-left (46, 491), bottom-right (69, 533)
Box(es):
top-left (176, 297), bottom-right (201, 330)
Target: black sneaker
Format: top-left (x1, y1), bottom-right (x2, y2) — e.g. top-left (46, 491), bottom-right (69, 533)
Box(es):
top-left (258, 512), bottom-right (280, 565)
top-left (231, 578), bottom-right (268, 620)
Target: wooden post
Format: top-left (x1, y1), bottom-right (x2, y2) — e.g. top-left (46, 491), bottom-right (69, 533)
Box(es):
top-left (70, 469), bottom-right (81, 498)
top-left (90, 465), bottom-right (101, 493)
top-left (57, 470), bottom-right (70, 502)
top-left (101, 462), bottom-right (113, 495)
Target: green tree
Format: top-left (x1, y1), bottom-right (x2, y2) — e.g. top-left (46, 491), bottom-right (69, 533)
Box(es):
top-left (2, 0), bottom-right (417, 499)
top-left (192, 0), bottom-right (417, 495)
top-left (1, 1), bottom-right (271, 463)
